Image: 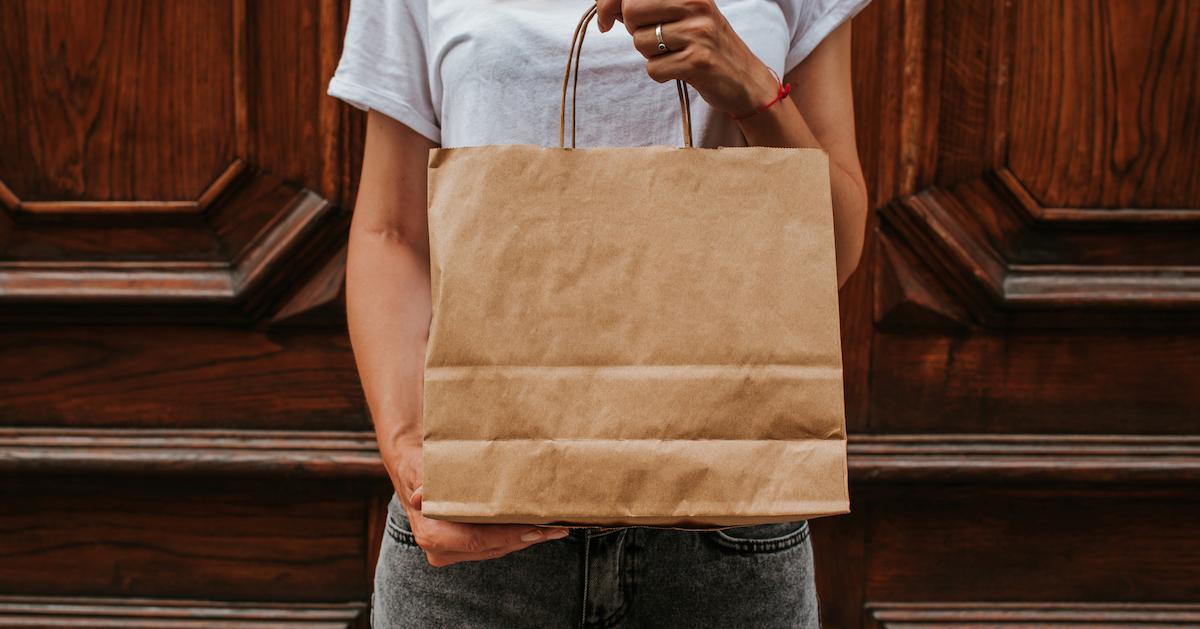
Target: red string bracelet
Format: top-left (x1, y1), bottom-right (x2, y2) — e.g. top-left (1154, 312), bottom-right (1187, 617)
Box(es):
top-left (728, 67), bottom-right (791, 120)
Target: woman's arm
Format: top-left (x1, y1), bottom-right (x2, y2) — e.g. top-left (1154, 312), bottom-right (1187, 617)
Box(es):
top-left (347, 110), bottom-right (569, 567)
top-left (346, 112), bottom-right (434, 496)
top-left (747, 22), bottom-right (868, 289)
top-left (597, 0), bottom-right (869, 287)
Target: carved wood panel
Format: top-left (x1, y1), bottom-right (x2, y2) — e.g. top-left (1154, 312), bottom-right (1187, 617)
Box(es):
top-left (843, 0), bottom-right (1200, 625)
top-left (0, 0), bottom-right (371, 622)
top-left (0, 0), bottom-right (350, 322)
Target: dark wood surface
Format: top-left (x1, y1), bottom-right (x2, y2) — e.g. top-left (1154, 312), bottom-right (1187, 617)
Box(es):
top-left (0, 0), bottom-right (1196, 626)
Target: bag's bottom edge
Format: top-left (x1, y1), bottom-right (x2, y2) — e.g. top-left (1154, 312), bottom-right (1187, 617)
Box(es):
top-left (419, 503), bottom-right (850, 530)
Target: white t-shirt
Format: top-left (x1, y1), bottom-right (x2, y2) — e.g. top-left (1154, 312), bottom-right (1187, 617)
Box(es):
top-left (328, 0), bottom-right (870, 149)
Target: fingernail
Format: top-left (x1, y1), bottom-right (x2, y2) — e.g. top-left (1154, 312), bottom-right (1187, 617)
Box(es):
top-left (521, 530), bottom-right (544, 542)
top-left (548, 529), bottom-right (570, 539)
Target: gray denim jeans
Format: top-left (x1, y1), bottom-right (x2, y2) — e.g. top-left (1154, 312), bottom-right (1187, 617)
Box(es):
top-left (372, 492), bottom-right (821, 628)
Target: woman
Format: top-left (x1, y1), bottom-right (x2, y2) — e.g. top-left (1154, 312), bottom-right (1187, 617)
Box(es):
top-left (328, 0), bottom-right (869, 626)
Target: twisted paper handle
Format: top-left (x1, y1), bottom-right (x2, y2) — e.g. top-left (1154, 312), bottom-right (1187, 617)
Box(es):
top-left (559, 4), bottom-right (694, 148)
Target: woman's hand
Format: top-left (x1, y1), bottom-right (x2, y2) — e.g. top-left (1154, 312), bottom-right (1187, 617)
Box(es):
top-left (390, 442), bottom-right (571, 567)
top-left (595, 0), bottom-right (778, 117)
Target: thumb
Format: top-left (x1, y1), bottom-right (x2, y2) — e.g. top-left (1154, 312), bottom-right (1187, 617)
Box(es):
top-left (409, 485), bottom-right (423, 511)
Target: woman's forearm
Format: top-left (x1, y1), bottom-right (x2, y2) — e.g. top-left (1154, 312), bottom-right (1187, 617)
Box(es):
top-left (344, 110), bottom-right (436, 495)
top-left (735, 95), bottom-right (869, 288)
top-left (345, 223), bottom-right (431, 492)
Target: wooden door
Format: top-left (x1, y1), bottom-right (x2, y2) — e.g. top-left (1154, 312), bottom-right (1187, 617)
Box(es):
top-left (0, 1), bottom-right (375, 626)
top-left (1, 1), bottom-right (1196, 627)
top-left (822, 0), bottom-right (1200, 626)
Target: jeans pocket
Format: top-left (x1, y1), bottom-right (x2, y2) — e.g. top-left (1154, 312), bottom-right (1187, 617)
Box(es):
top-left (705, 519), bottom-right (810, 553)
top-left (384, 494), bottom-right (419, 547)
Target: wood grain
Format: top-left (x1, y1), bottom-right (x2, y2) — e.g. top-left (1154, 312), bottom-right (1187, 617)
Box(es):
top-left (0, 327), bottom-right (366, 431)
top-left (871, 331), bottom-right (1200, 434)
top-left (0, 476), bottom-right (370, 601)
top-left (1008, 0), bottom-right (1200, 209)
top-left (863, 485), bottom-right (1200, 601)
top-left (868, 602), bottom-right (1200, 628)
top-left (0, 596), bottom-right (367, 629)
top-left (0, 0), bottom-right (236, 202)
top-left (5, 429), bottom-right (1196, 485)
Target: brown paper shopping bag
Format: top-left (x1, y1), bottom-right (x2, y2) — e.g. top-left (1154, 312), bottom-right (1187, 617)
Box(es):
top-left (420, 5), bottom-right (848, 529)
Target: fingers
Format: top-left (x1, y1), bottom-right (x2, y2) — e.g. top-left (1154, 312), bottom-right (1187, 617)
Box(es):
top-left (595, 0), bottom-right (622, 32)
top-left (620, 0), bottom-right (700, 32)
top-left (407, 489), bottom-right (564, 549)
top-left (645, 51), bottom-right (693, 83)
top-left (389, 442), bottom-right (570, 567)
top-left (631, 19), bottom-right (686, 58)
top-left (422, 536), bottom-right (550, 567)
top-left (404, 503), bottom-right (572, 567)
top-left (416, 518), bottom-right (568, 554)
top-left (630, 15), bottom-right (723, 84)
top-left (597, 0), bottom-right (696, 34)
top-left (417, 523), bottom-right (573, 567)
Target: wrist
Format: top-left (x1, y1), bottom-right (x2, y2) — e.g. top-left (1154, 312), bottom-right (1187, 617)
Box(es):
top-left (383, 431), bottom-right (422, 452)
top-left (376, 422), bottom-right (422, 455)
top-left (379, 437), bottom-right (421, 495)
top-left (728, 62), bottom-right (784, 118)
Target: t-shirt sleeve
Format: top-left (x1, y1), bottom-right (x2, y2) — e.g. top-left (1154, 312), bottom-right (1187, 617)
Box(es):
top-left (326, 0), bottom-right (440, 143)
top-left (782, 0), bottom-right (873, 74)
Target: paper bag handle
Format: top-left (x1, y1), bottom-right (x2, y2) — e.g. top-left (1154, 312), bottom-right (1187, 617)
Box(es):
top-left (559, 4), bottom-right (694, 148)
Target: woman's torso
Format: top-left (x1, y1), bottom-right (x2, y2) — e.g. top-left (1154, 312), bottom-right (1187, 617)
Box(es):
top-left (426, 0), bottom-right (792, 148)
